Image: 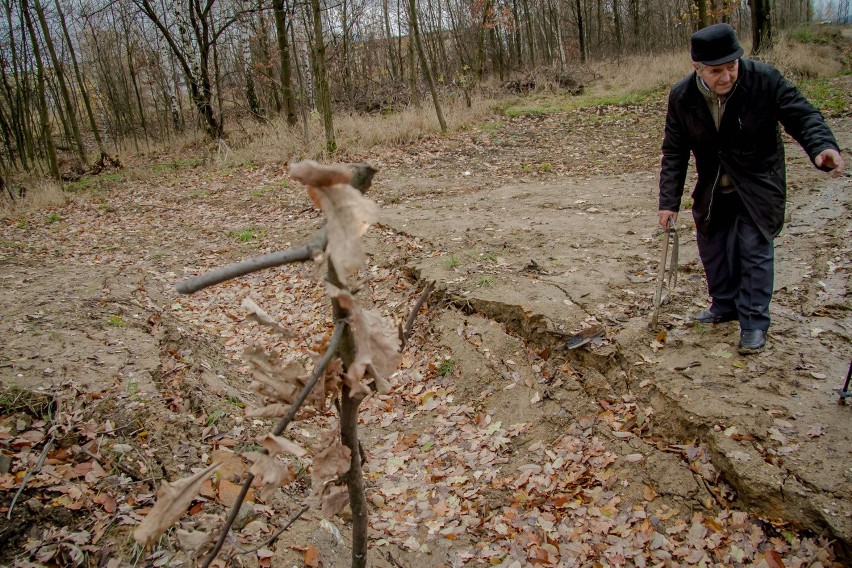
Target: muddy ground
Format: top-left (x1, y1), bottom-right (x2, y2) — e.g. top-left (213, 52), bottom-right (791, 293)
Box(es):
top-left (1, 82), bottom-right (851, 566)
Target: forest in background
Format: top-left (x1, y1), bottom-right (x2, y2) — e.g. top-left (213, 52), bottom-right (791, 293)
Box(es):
top-left (0, 0), bottom-right (847, 185)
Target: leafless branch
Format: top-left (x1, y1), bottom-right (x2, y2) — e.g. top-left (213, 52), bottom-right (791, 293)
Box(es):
top-left (176, 163), bottom-right (377, 296)
top-left (200, 322), bottom-right (346, 568)
top-left (7, 435), bottom-right (54, 519)
top-left (176, 229), bottom-right (327, 295)
top-left (402, 280), bottom-right (435, 348)
top-left (233, 505), bottom-right (309, 555)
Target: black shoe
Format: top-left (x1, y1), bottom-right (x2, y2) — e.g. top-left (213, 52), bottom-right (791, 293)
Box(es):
top-left (693, 309), bottom-right (738, 324)
top-left (738, 329), bottom-right (767, 354)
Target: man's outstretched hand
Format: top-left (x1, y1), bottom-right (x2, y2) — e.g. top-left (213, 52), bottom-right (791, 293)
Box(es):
top-left (815, 148), bottom-right (845, 176)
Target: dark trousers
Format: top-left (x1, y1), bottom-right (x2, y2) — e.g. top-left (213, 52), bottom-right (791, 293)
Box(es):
top-left (696, 191), bottom-right (774, 331)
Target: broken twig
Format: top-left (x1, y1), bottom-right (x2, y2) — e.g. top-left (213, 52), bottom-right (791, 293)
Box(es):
top-left (402, 280), bottom-right (435, 348)
top-left (7, 435), bottom-right (54, 519)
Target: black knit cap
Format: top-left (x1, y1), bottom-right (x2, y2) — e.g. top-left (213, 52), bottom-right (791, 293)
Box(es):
top-left (691, 23), bottom-right (744, 65)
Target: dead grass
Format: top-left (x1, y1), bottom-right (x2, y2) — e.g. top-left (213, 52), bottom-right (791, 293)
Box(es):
top-left (234, 94), bottom-right (499, 164)
top-left (0, 177), bottom-right (66, 218)
top-left (587, 26), bottom-right (847, 97)
top-left (591, 51), bottom-right (695, 97)
top-left (763, 30), bottom-right (845, 80)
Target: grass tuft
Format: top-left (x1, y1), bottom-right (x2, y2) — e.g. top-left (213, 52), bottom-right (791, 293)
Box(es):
top-left (444, 256), bottom-right (462, 269)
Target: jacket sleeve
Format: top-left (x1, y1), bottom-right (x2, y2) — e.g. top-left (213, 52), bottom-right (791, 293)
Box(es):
top-left (659, 89), bottom-right (690, 212)
top-left (772, 68), bottom-right (840, 171)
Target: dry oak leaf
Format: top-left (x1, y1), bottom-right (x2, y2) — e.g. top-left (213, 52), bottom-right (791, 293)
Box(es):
top-left (245, 452), bottom-right (297, 501)
top-left (245, 403), bottom-right (288, 419)
top-left (327, 285), bottom-right (400, 395)
top-left (290, 161), bottom-right (378, 280)
top-left (312, 429), bottom-right (351, 482)
top-left (289, 160), bottom-right (352, 190)
top-left (320, 483), bottom-right (350, 517)
top-left (241, 296), bottom-right (292, 337)
top-left (133, 462), bottom-right (222, 547)
top-left (304, 545), bottom-right (320, 567)
top-left (348, 305), bottom-right (401, 393)
top-left (259, 433), bottom-right (308, 458)
top-left (244, 347), bottom-right (306, 404)
top-left (309, 428), bottom-right (352, 517)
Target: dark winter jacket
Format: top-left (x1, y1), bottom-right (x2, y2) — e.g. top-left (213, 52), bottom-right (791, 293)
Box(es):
top-left (659, 58), bottom-right (840, 239)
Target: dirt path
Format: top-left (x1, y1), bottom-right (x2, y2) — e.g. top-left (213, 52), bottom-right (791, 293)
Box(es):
top-left (0, 93), bottom-right (850, 566)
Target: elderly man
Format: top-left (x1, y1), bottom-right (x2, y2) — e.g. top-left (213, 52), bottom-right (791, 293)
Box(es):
top-left (658, 23), bottom-right (844, 354)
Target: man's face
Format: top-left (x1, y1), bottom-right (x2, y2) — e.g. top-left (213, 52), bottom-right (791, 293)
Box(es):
top-left (693, 60), bottom-right (739, 96)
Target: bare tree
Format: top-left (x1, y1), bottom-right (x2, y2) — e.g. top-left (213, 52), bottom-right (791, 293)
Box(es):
top-left (409, 0), bottom-right (447, 132)
top-left (750, 0), bottom-right (771, 53)
top-left (309, 0), bottom-right (336, 152)
top-left (272, 0), bottom-right (297, 125)
top-left (134, 0), bottom-right (241, 138)
top-left (21, 0), bottom-right (59, 179)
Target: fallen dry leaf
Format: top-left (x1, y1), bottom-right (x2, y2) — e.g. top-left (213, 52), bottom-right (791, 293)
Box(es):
top-left (93, 492), bottom-right (117, 514)
top-left (320, 483), bottom-right (350, 517)
top-left (347, 303), bottom-right (401, 389)
top-left (133, 462), bottom-right (221, 547)
top-left (308, 427), bottom-right (352, 517)
top-left (805, 423), bottom-right (824, 438)
top-left (311, 429), bottom-right (351, 482)
top-left (241, 296), bottom-right (292, 336)
top-left (304, 544), bottom-right (320, 567)
top-left (765, 549), bottom-right (786, 568)
top-left (245, 452), bottom-right (297, 501)
top-left (244, 348), bottom-right (306, 403)
top-left (260, 433), bottom-right (308, 457)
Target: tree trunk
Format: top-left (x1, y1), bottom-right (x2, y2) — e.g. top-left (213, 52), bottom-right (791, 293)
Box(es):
top-left (273, 0), bottom-right (297, 126)
top-left (511, 0), bottom-right (522, 67)
top-left (242, 15), bottom-right (261, 117)
top-left (1, 0), bottom-right (32, 170)
top-left (310, 0), bottom-right (336, 153)
top-left (255, 1), bottom-right (281, 114)
top-left (382, 0), bottom-right (398, 79)
top-left (33, 0), bottom-right (86, 164)
top-left (341, 0), bottom-right (353, 94)
top-left (476, 0), bottom-right (493, 79)
top-left (408, 0), bottom-right (447, 132)
top-left (407, 36), bottom-right (420, 108)
top-left (693, 0), bottom-right (707, 30)
top-left (326, 166), bottom-right (377, 568)
top-left (53, 0), bottom-right (106, 157)
top-left (612, 0), bottom-right (623, 54)
top-left (522, 0), bottom-right (535, 67)
top-left (445, 0), bottom-right (472, 74)
top-left (136, 0), bottom-right (223, 138)
top-left (750, 0), bottom-right (771, 54)
top-left (575, 0), bottom-right (586, 62)
top-left (119, 8), bottom-right (150, 144)
top-left (21, 0), bottom-right (59, 180)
